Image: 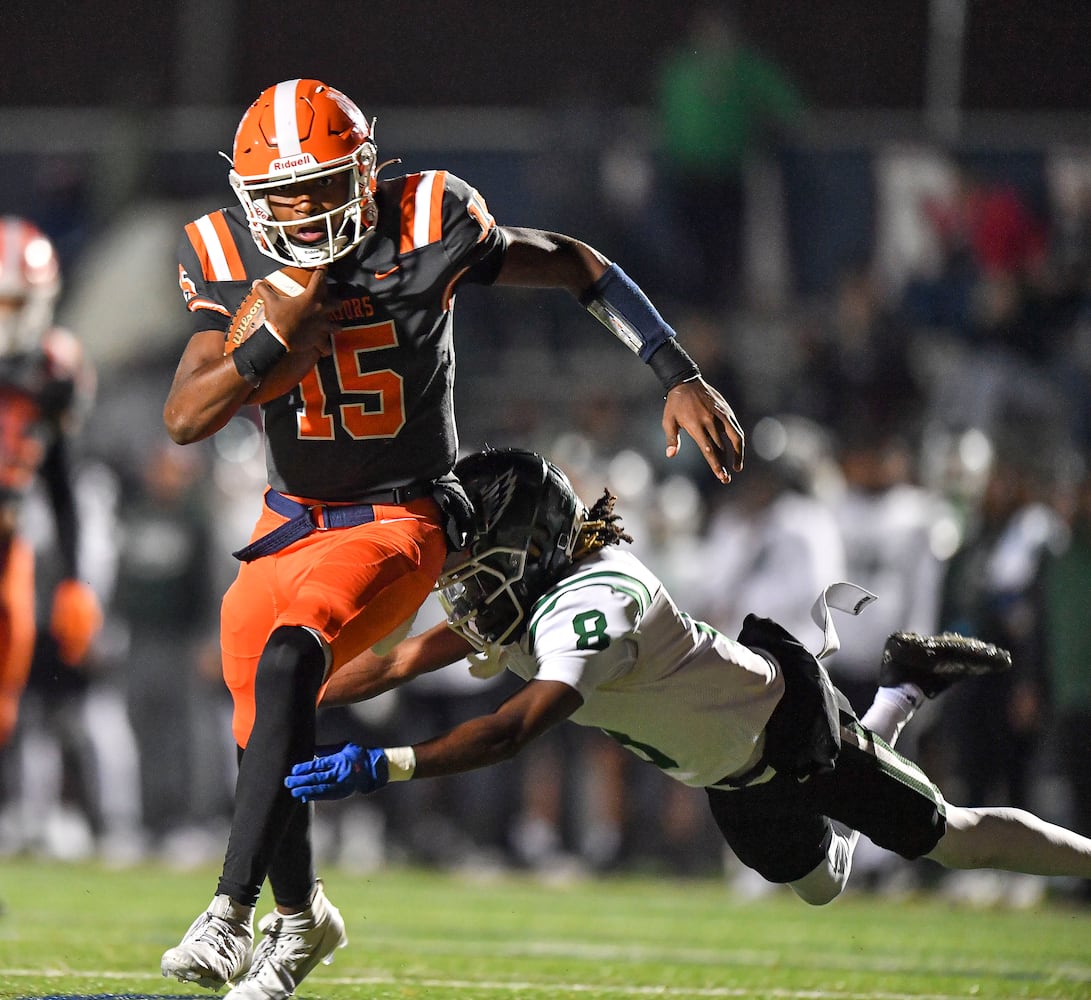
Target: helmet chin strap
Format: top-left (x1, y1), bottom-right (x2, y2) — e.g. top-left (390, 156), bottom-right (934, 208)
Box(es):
top-left (285, 232), bottom-right (349, 267)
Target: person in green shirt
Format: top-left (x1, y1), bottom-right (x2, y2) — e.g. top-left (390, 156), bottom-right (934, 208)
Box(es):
top-left (657, 3), bottom-right (804, 310)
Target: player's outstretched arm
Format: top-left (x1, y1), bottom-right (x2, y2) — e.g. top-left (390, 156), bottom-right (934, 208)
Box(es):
top-left (287, 679), bottom-right (582, 801)
top-left (494, 227), bottom-right (744, 483)
top-left (493, 227), bottom-right (610, 290)
top-left (320, 621), bottom-right (475, 707)
top-left (411, 679), bottom-right (582, 778)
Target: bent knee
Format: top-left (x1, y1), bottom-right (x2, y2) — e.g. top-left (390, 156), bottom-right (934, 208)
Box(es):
top-left (790, 877), bottom-right (843, 906)
top-left (789, 831), bottom-right (852, 906)
top-left (254, 625), bottom-right (326, 698)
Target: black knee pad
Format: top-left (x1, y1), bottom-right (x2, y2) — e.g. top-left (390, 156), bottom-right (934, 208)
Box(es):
top-left (254, 625), bottom-right (326, 707)
top-left (707, 782), bottom-right (833, 884)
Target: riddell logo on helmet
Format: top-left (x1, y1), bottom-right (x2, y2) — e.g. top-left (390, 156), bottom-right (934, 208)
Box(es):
top-left (271, 153), bottom-right (319, 172)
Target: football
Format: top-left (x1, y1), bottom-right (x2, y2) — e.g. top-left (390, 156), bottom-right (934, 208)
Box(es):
top-left (224, 265), bottom-right (314, 354)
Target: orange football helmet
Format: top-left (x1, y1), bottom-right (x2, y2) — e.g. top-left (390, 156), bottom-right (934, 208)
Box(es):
top-left (0, 217), bottom-right (60, 355)
top-left (228, 79), bottom-right (378, 266)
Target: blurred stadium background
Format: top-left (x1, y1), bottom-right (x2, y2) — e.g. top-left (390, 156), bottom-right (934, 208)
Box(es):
top-left (2, 0), bottom-right (1091, 901)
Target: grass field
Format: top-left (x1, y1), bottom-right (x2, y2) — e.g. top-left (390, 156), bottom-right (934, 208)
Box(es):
top-left (0, 858), bottom-right (1087, 999)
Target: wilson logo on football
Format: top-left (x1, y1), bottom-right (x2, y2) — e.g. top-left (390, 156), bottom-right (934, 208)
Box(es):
top-left (226, 298), bottom-right (266, 352)
top-left (224, 267), bottom-right (312, 355)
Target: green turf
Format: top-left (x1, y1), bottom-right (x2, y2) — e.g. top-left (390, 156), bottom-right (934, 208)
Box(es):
top-left (0, 859), bottom-right (1087, 999)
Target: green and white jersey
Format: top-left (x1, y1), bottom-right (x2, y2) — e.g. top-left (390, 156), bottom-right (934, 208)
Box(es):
top-left (508, 547), bottom-right (784, 788)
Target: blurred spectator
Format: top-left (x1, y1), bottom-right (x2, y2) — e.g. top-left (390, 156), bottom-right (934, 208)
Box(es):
top-left (696, 415), bottom-right (845, 642)
top-left (922, 158), bottom-right (1048, 285)
top-left (938, 451), bottom-right (1063, 811)
top-left (1042, 168), bottom-right (1091, 448)
top-left (1043, 164), bottom-right (1091, 305)
top-left (787, 261), bottom-right (923, 437)
top-left (935, 447), bottom-right (1067, 905)
top-left (826, 424), bottom-right (957, 718)
top-left (1041, 457), bottom-right (1091, 902)
top-left (112, 438), bottom-right (218, 852)
top-left (655, 1), bottom-right (804, 310)
top-left (900, 155), bottom-right (1068, 457)
top-left (506, 720), bottom-right (611, 877)
top-left (902, 155), bottom-right (1050, 355)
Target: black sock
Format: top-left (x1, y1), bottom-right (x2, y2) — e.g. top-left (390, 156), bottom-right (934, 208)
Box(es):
top-left (217, 626), bottom-right (325, 905)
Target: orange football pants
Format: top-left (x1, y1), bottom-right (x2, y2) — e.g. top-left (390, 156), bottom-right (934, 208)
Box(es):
top-left (0, 535), bottom-right (36, 746)
top-left (220, 493), bottom-right (447, 747)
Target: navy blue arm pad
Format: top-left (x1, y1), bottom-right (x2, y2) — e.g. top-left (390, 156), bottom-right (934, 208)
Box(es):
top-left (580, 263), bottom-right (701, 390)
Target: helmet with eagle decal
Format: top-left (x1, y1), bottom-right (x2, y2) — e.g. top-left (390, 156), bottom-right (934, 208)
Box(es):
top-left (437, 448), bottom-right (586, 649)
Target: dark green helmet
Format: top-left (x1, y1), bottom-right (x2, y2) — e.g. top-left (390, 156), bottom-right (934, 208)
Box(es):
top-left (437, 447), bottom-right (585, 647)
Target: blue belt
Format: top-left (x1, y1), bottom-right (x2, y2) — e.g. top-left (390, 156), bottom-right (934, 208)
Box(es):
top-left (233, 483), bottom-right (429, 562)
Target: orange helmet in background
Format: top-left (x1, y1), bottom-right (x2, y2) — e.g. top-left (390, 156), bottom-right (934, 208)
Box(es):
top-left (228, 79), bottom-right (379, 266)
top-left (0, 217), bottom-right (61, 355)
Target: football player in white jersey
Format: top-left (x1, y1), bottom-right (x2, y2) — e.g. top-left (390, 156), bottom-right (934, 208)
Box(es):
top-left (286, 447), bottom-right (1091, 904)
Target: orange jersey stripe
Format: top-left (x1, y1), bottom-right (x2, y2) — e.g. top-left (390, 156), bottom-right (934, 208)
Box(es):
top-left (398, 174), bottom-right (423, 255)
top-left (427, 169), bottom-right (446, 244)
top-left (398, 171), bottom-right (447, 254)
top-left (183, 220), bottom-right (207, 276)
top-left (185, 212), bottom-right (248, 282)
top-left (209, 212), bottom-right (247, 278)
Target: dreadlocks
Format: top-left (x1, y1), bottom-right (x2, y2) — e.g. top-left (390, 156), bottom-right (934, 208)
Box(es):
top-left (573, 488), bottom-right (633, 559)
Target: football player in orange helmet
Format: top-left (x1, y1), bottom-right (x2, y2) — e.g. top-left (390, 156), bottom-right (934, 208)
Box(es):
top-left (0, 216), bottom-right (102, 748)
top-left (161, 78), bottom-right (745, 1000)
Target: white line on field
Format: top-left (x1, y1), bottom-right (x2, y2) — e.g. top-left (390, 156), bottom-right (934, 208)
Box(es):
top-left (0, 968), bottom-right (1077, 1000)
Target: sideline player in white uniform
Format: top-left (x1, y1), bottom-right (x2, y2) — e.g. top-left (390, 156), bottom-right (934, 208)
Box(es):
top-left (286, 448), bottom-right (1091, 904)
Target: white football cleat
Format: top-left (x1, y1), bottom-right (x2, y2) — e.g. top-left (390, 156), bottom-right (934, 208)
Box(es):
top-left (225, 880), bottom-right (347, 1000)
top-left (161, 893), bottom-right (254, 989)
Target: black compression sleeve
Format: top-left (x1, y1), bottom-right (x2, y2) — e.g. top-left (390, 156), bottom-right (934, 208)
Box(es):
top-left (647, 339), bottom-right (701, 393)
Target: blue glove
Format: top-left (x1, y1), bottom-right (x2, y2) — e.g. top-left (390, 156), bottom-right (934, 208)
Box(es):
top-left (284, 743), bottom-right (389, 802)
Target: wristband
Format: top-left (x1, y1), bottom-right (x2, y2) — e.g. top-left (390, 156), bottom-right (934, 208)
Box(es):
top-left (580, 263), bottom-right (675, 362)
top-left (232, 322), bottom-right (288, 388)
top-left (382, 746), bottom-right (416, 781)
top-left (647, 339), bottom-right (701, 393)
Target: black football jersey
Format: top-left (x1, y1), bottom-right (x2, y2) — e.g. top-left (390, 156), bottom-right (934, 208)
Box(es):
top-left (177, 170), bottom-right (507, 500)
top-left (0, 336), bottom-right (78, 503)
